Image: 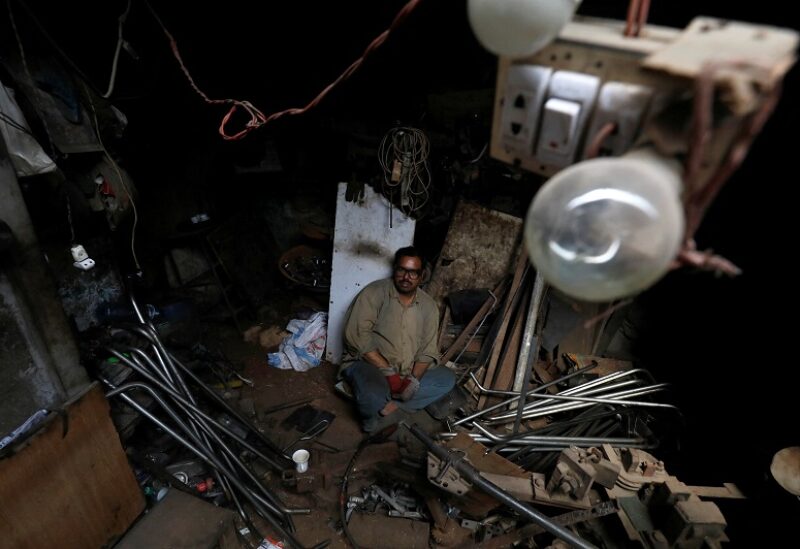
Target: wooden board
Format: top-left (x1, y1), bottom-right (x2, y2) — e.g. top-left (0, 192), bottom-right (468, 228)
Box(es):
top-left (0, 383), bottom-right (145, 549)
top-left (484, 289), bottom-right (530, 408)
top-left (477, 251), bottom-right (529, 409)
top-left (115, 490), bottom-right (235, 549)
top-left (441, 280), bottom-right (507, 365)
top-left (427, 201), bottom-right (523, 305)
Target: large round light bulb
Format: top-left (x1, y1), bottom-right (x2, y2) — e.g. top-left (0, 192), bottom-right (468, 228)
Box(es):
top-left (525, 149), bottom-right (684, 302)
top-left (467, 0), bottom-right (581, 58)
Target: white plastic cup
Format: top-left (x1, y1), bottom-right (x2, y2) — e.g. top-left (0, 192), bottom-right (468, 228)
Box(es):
top-left (292, 449), bottom-right (310, 473)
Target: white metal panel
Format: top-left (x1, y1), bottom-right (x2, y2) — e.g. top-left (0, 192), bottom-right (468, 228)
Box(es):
top-left (325, 182), bottom-right (416, 364)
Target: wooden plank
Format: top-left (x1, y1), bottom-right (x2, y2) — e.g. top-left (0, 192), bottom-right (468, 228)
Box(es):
top-left (115, 490), bottom-right (235, 549)
top-left (685, 483), bottom-right (746, 500)
top-left (0, 383), bottom-right (145, 549)
top-left (437, 304), bottom-right (451, 353)
top-left (426, 201), bottom-right (523, 305)
top-left (440, 279), bottom-right (507, 365)
top-left (642, 18), bottom-right (798, 89)
top-left (484, 289), bottom-right (530, 408)
top-left (477, 250), bottom-right (529, 409)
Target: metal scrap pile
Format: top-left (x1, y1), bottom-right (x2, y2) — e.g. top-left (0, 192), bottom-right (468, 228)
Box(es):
top-left (405, 292), bottom-right (742, 547)
top-left (94, 296), bottom-right (315, 548)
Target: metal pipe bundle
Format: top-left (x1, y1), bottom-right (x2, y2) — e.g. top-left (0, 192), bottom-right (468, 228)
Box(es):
top-left (101, 295), bottom-right (314, 548)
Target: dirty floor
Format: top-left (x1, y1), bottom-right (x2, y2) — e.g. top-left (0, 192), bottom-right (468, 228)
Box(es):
top-left (219, 324), bottom-right (444, 548)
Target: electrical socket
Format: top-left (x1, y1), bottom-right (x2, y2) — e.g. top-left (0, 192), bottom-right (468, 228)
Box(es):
top-left (499, 65), bottom-right (552, 160)
top-left (73, 258), bottom-right (96, 271)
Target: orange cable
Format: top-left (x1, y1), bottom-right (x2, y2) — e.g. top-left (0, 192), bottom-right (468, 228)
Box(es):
top-left (584, 121), bottom-right (617, 159)
top-left (146, 0), bottom-right (424, 140)
top-left (624, 0), bottom-right (641, 37)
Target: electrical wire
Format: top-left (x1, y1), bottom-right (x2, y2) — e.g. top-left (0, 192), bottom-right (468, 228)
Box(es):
top-left (6, 0), bottom-right (103, 96)
top-left (65, 195), bottom-right (75, 244)
top-left (378, 126), bottom-right (432, 218)
top-left (585, 121), bottom-right (617, 159)
top-left (624, 0), bottom-right (650, 37)
top-left (339, 428), bottom-right (396, 549)
top-left (103, 0), bottom-right (132, 98)
top-left (6, 0), bottom-right (56, 155)
top-left (0, 111), bottom-right (34, 135)
top-left (145, 0), bottom-right (426, 140)
top-left (144, 0), bottom-right (266, 141)
top-left (339, 438), bottom-right (367, 549)
top-left (84, 84), bottom-right (141, 273)
top-left (8, 0), bottom-right (426, 142)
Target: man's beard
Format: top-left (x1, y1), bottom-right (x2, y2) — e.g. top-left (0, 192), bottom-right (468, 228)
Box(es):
top-left (395, 280), bottom-right (415, 295)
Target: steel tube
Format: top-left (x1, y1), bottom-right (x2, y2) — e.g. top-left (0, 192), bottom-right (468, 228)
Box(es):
top-left (104, 357), bottom-right (301, 522)
top-left (487, 384), bottom-right (670, 423)
top-left (473, 378), bottom-right (643, 426)
top-left (105, 379), bottom-right (287, 518)
top-left (435, 433), bottom-right (653, 449)
top-left (405, 423), bottom-right (596, 549)
top-left (505, 391), bottom-right (678, 409)
top-left (115, 330), bottom-right (290, 468)
top-left (105, 384), bottom-right (306, 548)
top-left (167, 350), bottom-right (289, 461)
top-left (108, 348), bottom-right (288, 471)
top-left (511, 272), bottom-right (547, 401)
top-left (120, 353), bottom-right (305, 518)
top-left (472, 422), bottom-right (645, 446)
top-left (454, 362), bottom-right (599, 426)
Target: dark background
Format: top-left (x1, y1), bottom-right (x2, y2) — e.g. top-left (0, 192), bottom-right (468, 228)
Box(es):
top-left (2, 0), bottom-right (799, 544)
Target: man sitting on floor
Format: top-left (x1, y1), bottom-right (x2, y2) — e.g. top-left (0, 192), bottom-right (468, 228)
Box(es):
top-left (340, 246), bottom-right (456, 432)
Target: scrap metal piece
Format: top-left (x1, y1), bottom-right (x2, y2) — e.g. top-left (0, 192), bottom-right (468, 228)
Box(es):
top-left (547, 447), bottom-right (620, 501)
top-left (661, 498), bottom-right (727, 548)
top-left (427, 452), bottom-right (473, 497)
top-left (475, 500), bottom-right (620, 548)
top-left (409, 423), bottom-right (596, 549)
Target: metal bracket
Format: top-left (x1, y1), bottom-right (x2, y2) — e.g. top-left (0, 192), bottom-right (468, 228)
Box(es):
top-left (427, 450), bottom-right (472, 496)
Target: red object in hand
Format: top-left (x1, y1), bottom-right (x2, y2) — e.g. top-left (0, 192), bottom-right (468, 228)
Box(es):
top-left (386, 374), bottom-right (411, 395)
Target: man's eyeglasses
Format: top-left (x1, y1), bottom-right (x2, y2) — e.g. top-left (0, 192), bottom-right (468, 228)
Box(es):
top-left (394, 266), bottom-right (422, 280)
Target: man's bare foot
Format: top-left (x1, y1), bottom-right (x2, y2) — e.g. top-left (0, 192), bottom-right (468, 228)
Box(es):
top-left (380, 400), bottom-right (399, 416)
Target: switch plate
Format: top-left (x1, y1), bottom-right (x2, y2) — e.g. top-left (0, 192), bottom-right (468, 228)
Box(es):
top-left (535, 71), bottom-right (601, 168)
top-left (537, 98), bottom-right (581, 156)
top-left (499, 65), bottom-right (553, 160)
top-left (73, 258), bottom-right (96, 271)
top-left (581, 82), bottom-right (653, 159)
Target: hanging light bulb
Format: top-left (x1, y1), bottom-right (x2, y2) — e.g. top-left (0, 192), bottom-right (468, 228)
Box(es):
top-left (467, 0), bottom-right (582, 58)
top-left (524, 148), bottom-right (685, 302)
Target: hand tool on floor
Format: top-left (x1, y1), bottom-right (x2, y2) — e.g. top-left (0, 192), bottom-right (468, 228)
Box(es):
top-left (281, 419), bottom-right (330, 454)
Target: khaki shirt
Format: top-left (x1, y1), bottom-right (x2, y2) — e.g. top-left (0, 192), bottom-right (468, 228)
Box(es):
top-left (342, 278), bottom-right (440, 376)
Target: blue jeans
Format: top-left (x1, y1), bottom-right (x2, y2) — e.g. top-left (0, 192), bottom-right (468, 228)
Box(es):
top-left (342, 361), bottom-right (456, 421)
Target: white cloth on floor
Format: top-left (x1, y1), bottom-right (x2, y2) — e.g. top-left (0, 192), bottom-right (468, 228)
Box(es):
top-left (267, 312), bottom-right (328, 371)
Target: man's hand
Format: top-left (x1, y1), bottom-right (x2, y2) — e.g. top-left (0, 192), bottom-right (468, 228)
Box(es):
top-left (383, 368), bottom-right (408, 394)
top-left (399, 375), bottom-right (420, 402)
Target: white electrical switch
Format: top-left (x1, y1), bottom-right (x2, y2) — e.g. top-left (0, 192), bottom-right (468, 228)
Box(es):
top-left (537, 98), bottom-right (581, 156)
top-left (535, 71), bottom-right (600, 168)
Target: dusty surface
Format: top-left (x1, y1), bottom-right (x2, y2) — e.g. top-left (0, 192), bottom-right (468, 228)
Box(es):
top-left (218, 326), bottom-right (444, 548)
top-left (426, 201), bottom-right (523, 306)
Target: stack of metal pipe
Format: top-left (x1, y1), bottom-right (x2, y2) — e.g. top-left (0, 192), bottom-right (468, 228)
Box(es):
top-left (442, 362), bottom-right (679, 470)
top-left (99, 296), bottom-right (314, 548)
